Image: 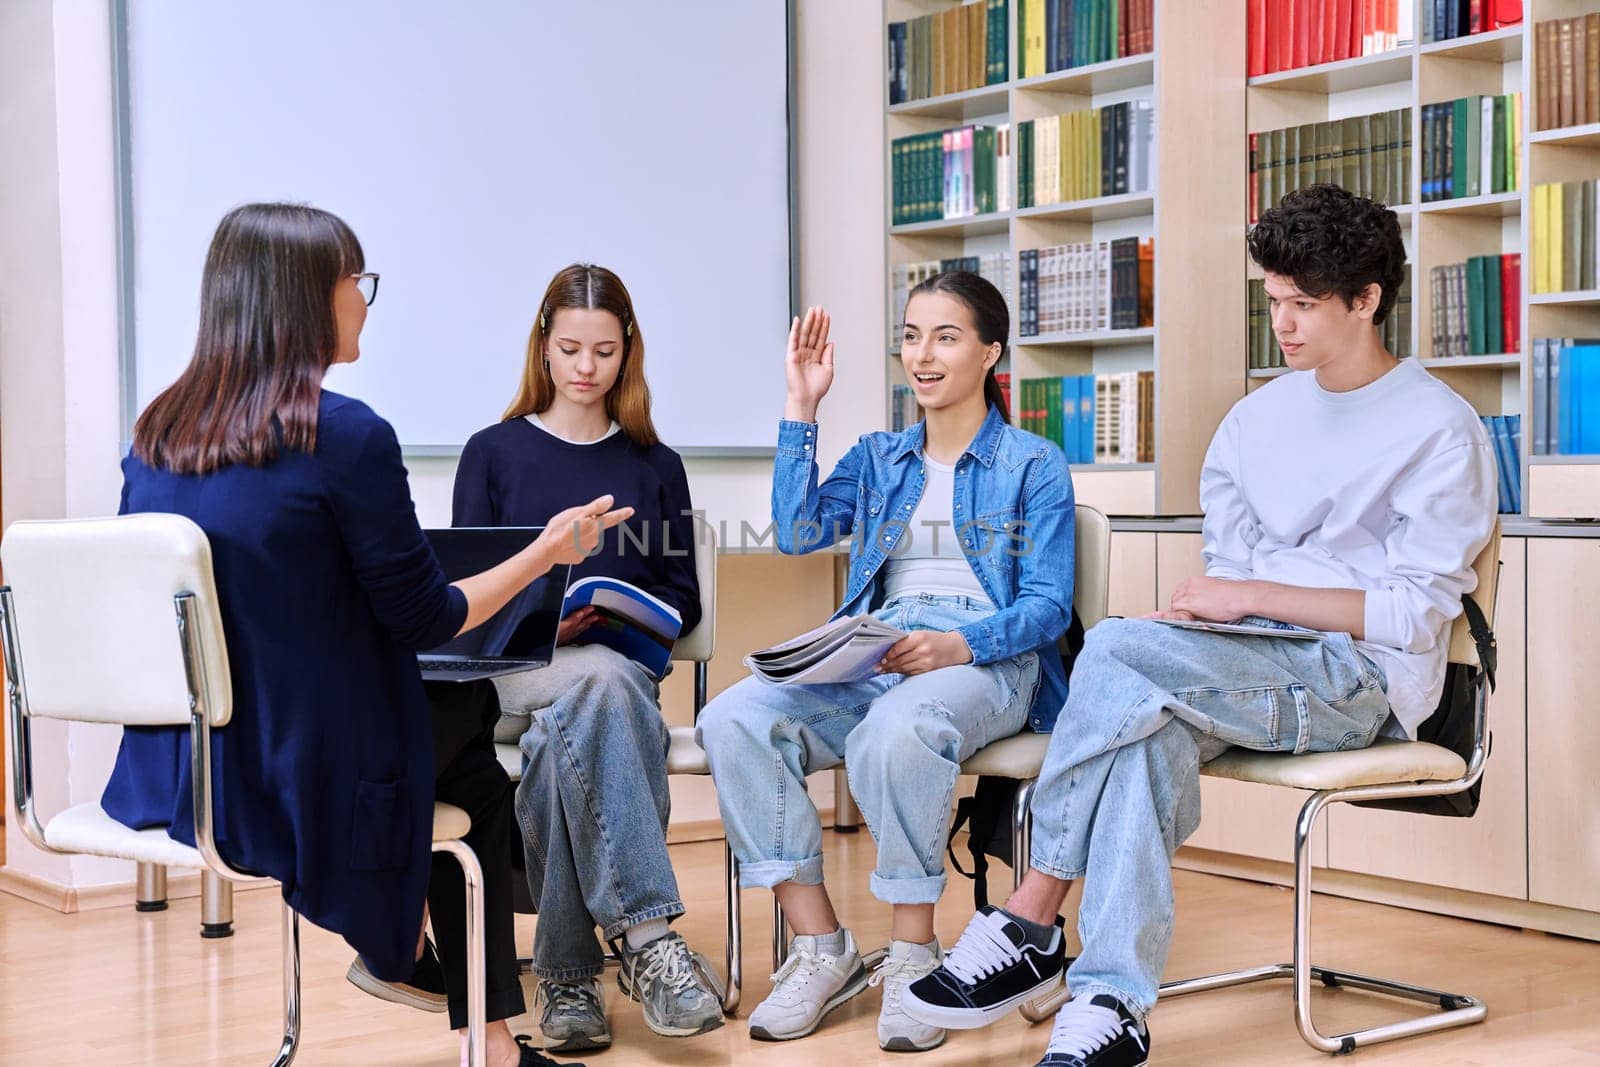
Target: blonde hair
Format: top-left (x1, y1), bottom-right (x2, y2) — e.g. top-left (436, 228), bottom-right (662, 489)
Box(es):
top-left (502, 263), bottom-right (660, 448)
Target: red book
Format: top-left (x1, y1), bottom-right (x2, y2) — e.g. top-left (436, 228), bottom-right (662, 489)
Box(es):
top-left (1249, 0), bottom-right (1268, 76)
top-left (1470, 0), bottom-right (1485, 34)
top-left (1310, 0), bottom-right (1326, 65)
top-left (1268, 0), bottom-right (1286, 72)
top-left (1333, 0), bottom-right (1354, 60)
top-left (1322, 0), bottom-right (1339, 64)
top-left (1491, 0), bottom-right (1523, 28)
top-left (1501, 254), bottom-right (1521, 356)
top-left (1349, 0), bottom-right (1363, 58)
top-left (1292, 0), bottom-right (1311, 68)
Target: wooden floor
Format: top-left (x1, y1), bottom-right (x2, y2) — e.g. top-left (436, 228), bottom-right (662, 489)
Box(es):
top-left (2, 830), bottom-right (1598, 1066)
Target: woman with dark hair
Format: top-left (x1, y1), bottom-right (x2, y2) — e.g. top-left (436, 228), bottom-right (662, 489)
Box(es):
top-left (104, 202), bottom-right (626, 1067)
top-left (452, 264), bottom-right (720, 1052)
top-left (696, 271), bottom-right (1077, 1052)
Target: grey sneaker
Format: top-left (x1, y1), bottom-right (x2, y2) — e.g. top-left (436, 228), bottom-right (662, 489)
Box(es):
top-left (871, 940), bottom-right (947, 1052)
top-left (538, 978), bottom-right (611, 1054)
top-left (748, 929), bottom-right (870, 1041)
top-left (618, 931), bottom-right (725, 1038)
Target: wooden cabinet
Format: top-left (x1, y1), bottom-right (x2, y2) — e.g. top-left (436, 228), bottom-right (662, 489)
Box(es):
top-left (1325, 539), bottom-right (1528, 900)
top-left (1527, 537), bottom-right (1600, 913)
top-left (1106, 531), bottom-right (1157, 619)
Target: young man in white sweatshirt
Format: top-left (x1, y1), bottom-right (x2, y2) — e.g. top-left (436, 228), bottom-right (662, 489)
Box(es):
top-left (900, 184), bottom-right (1499, 1067)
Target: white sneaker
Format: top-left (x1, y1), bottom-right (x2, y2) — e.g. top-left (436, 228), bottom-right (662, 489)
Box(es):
top-left (871, 940), bottom-right (947, 1052)
top-left (748, 929), bottom-right (870, 1041)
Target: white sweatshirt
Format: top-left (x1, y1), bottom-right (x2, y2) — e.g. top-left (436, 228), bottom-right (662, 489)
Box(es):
top-left (1199, 358), bottom-right (1498, 738)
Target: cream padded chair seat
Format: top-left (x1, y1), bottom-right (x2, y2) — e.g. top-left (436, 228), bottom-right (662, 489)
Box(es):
top-left (44, 804), bottom-right (208, 869)
top-left (667, 726), bottom-right (711, 775)
top-left (960, 732), bottom-right (1052, 778)
top-left (432, 802), bottom-right (472, 843)
top-left (1201, 736), bottom-right (1466, 791)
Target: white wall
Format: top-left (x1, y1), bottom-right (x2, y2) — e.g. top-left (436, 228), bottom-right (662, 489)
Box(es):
top-left (1, 0), bottom-right (884, 893)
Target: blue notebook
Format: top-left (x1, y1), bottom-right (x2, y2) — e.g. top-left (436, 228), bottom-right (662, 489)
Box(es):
top-left (563, 577), bottom-right (683, 680)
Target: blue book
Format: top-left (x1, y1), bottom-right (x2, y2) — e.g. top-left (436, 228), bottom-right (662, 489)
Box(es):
top-left (1532, 339), bottom-right (1550, 455)
top-left (1059, 376), bottom-right (1079, 462)
top-left (1506, 414), bottom-right (1523, 513)
top-left (562, 576), bottom-right (683, 679)
top-left (1077, 375), bottom-right (1095, 466)
top-left (1559, 344), bottom-right (1576, 456)
top-left (1485, 416), bottom-right (1512, 514)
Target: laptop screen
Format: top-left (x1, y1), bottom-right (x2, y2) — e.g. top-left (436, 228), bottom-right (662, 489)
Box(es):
top-left (421, 527), bottom-right (569, 661)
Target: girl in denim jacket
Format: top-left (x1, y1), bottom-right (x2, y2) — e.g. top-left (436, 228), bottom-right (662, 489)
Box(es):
top-left (698, 271), bottom-right (1076, 1051)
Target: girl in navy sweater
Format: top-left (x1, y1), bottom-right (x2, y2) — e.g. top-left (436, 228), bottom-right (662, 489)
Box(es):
top-left (452, 264), bottom-right (717, 1050)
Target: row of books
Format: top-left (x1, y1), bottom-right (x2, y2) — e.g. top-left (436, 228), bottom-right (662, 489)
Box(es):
top-left (891, 125), bottom-right (1013, 225)
top-left (1015, 101), bottom-right (1154, 208)
top-left (1533, 15), bottom-right (1600, 131)
top-left (1017, 373), bottom-right (1154, 463)
top-left (889, 255), bottom-right (1014, 351)
top-left (1420, 94), bottom-right (1522, 202)
top-left (1018, 238), bottom-right (1153, 337)
top-left (1247, 0), bottom-right (1411, 78)
top-left (1248, 109), bottom-right (1411, 224)
top-left (1532, 339), bottom-right (1600, 455)
top-left (1480, 414), bottom-right (1523, 514)
top-left (1429, 255), bottom-right (1521, 358)
top-left (1531, 181), bottom-right (1600, 294)
top-left (1017, 0), bottom-right (1153, 80)
top-left (1245, 272), bottom-right (1412, 369)
top-left (1422, 0), bottom-right (1523, 43)
top-left (887, 0), bottom-right (1009, 106)
top-left (891, 373), bottom-right (1016, 432)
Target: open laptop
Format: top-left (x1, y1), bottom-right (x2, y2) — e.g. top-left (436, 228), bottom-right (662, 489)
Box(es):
top-left (417, 527), bottom-right (570, 683)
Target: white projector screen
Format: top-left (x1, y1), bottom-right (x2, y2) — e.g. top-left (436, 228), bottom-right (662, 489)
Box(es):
top-left (118, 0), bottom-right (793, 453)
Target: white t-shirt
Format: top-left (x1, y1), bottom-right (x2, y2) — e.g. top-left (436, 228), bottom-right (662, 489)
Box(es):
top-left (1199, 358), bottom-right (1497, 738)
top-left (525, 412), bottom-right (621, 445)
top-left (882, 456), bottom-right (993, 605)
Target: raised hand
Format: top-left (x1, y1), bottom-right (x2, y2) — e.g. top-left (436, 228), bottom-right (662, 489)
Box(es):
top-left (538, 494), bottom-right (634, 566)
top-left (784, 306), bottom-right (835, 423)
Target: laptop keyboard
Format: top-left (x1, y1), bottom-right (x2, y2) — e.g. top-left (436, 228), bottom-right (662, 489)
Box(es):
top-left (423, 658), bottom-right (528, 673)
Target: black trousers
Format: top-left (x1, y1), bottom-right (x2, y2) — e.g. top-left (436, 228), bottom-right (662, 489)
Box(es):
top-left (426, 679), bottom-right (526, 1030)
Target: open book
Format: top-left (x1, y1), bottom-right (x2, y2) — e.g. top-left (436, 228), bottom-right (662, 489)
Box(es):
top-left (745, 615), bottom-right (909, 686)
top-left (565, 577), bottom-right (683, 679)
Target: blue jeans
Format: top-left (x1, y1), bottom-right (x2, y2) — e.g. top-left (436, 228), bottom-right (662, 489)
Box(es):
top-left (1028, 617), bottom-right (1391, 1021)
top-left (698, 595), bottom-right (1042, 905)
top-left (499, 644), bottom-right (683, 982)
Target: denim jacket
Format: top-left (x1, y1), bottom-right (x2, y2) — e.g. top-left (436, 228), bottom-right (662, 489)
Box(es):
top-left (772, 405), bottom-right (1076, 731)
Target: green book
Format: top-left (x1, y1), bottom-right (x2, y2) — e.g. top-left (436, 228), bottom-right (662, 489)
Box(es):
top-left (1465, 96), bottom-right (1483, 199)
top-left (1467, 256), bottom-right (1487, 355)
top-left (1398, 107), bottom-right (1413, 205)
top-left (1341, 117), bottom-right (1362, 194)
top-left (1046, 376), bottom-right (1061, 448)
top-left (1484, 254), bottom-right (1503, 354)
top-left (1372, 111), bottom-right (1390, 204)
top-left (1492, 96), bottom-right (1508, 195)
top-left (1020, 120), bottom-right (1033, 208)
top-left (1358, 114), bottom-right (1374, 200)
top-left (1452, 98), bottom-right (1470, 200)
top-left (1105, 0), bottom-right (1118, 63)
top-left (1583, 181), bottom-right (1597, 292)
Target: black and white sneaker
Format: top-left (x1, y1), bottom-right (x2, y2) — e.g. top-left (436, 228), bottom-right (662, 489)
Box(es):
top-left (1034, 994), bottom-right (1149, 1066)
top-left (899, 905), bottom-right (1065, 1030)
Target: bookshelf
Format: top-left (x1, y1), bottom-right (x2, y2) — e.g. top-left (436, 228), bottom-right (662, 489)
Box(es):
top-left (883, 1), bottom-right (1243, 515)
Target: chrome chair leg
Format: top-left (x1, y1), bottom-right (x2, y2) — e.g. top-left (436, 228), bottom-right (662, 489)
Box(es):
top-left (772, 895), bottom-right (789, 970)
top-left (270, 902), bottom-right (301, 1067)
top-left (833, 766), bottom-right (861, 831)
top-left (135, 862), bottom-right (168, 913)
top-left (1159, 789), bottom-right (1487, 1054)
top-left (201, 869), bottom-right (234, 938)
top-left (435, 840), bottom-right (488, 1067)
top-left (722, 842), bottom-right (743, 1013)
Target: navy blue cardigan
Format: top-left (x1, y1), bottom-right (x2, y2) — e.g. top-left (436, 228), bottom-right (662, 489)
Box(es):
top-left (102, 392), bottom-right (465, 981)
top-left (452, 417), bottom-right (701, 636)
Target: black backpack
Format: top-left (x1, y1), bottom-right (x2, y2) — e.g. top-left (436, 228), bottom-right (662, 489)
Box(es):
top-left (946, 607), bottom-right (1085, 909)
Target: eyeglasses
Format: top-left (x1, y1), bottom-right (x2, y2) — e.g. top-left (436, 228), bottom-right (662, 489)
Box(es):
top-left (352, 272), bottom-right (380, 306)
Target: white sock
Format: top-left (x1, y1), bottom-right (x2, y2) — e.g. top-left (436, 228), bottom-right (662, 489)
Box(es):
top-left (809, 926), bottom-right (848, 957)
top-left (624, 918), bottom-right (670, 951)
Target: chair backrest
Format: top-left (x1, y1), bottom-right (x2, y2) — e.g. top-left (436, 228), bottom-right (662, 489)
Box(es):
top-left (0, 514), bottom-right (233, 727)
top-left (1073, 504), bottom-right (1112, 630)
top-left (670, 519), bottom-right (716, 664)
top-left (1447, 520), bottom-right (1502, 669)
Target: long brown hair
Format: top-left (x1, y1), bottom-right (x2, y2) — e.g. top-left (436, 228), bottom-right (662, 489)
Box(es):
top-left (908, 270), bottom-right (1012, 422)
top-left (502, 264), bottom-right (660, 447)
top-left (132, 202), bottom-right (363, 474)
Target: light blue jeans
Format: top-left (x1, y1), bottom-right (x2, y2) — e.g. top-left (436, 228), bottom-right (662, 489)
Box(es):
top-left (1029, 617), bottom-right (1391, 1021)
top-left (697, 594), bottom-right (1042, 905)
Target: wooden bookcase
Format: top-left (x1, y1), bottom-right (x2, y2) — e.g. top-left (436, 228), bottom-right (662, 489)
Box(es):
top-left (882, 1), bottom-right (1244, 516)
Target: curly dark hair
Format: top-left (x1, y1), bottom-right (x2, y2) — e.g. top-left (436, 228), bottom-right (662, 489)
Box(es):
top-left (1247, 184), bottom-right (1406, 326)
